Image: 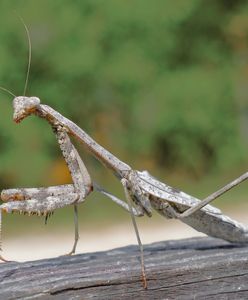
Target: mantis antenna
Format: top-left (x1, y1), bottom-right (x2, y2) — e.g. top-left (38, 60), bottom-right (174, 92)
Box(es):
top-left (0, 14), bottom-right (31, 98)
top-left (0, 87), bottom-right (16, 97)
top-left (16, 14), bottom-right (32, 96)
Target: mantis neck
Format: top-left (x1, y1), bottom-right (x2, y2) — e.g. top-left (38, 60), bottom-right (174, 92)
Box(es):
top-left (38, 104), bottom-right (131, 179)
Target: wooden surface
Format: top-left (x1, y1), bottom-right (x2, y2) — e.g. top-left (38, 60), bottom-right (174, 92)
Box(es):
top-left (0, 237), bottom-right (248, 299)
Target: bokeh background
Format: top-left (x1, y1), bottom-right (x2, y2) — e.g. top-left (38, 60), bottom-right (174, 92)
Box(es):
top-left (1, 0), bottom-right (248, 261)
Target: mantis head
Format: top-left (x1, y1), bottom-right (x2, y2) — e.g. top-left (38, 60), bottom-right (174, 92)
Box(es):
top-left (13, 96), bottom-right (41, 123)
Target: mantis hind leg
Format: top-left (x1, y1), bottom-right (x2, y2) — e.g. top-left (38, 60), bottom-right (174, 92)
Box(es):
top-left (175, 172), bottom-right (248, 219)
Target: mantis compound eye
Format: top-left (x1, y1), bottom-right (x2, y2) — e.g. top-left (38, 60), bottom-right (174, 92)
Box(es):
top-left (13, 96), bottom-right (41, 123)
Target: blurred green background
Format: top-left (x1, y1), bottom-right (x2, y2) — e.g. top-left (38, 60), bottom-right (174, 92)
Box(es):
top-left (1, 0), bottom-right (248, 254)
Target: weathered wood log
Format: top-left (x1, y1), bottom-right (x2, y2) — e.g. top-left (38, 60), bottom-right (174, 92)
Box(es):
top-left (0, 237), bottom-right (248, 299)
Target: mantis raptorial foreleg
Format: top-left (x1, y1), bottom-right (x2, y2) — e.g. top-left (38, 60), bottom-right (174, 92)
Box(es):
top-left (0, 123), bottom-right (144, 261)
top-left (52, 125), bottom-right (93, 255)
top-left (2, 184), bottom-right (144, 216)
top-left (0, 124), bottom-right (94, 259)
top-left (1, 193), bottom-right (81, 215)
top-left (1, 184), bottom-right (76, 201)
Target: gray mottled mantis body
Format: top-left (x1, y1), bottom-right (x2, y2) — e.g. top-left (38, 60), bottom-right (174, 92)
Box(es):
top-left (1, 97), bottom-right (248, 288)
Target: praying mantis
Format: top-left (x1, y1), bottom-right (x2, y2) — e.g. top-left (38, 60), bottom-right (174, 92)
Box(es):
top-left (1, 97), bottom-right (248, 288)
top-left (1, 18), bottom-right (248, 289)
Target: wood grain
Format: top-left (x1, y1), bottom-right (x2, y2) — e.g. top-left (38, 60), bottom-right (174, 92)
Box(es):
top-left (0, 237), bottom-right (248, 299)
